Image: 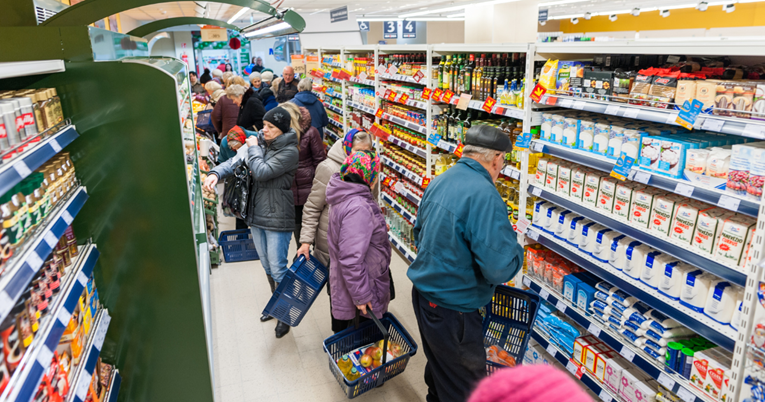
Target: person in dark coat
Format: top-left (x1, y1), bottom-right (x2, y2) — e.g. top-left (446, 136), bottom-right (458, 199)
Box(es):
top-left (275, 66), bottom-right (298, 103)
top-left (280, 102), bottom-right (327, 244)
top-left (259, 87), bottom-right (278, 112)
top-left (225, 84), bottom-right (265, 131)
top-left (292, 78), bottom-right (329, 136)
top-left (211, 82), bottom-right (239, 141)
top-left (200, 68), bottom-right (212, 84)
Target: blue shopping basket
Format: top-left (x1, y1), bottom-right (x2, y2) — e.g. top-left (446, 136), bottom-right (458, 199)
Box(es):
top-left (262, 255), bottom-right (328, 326)
top-left (483, 285), bottom-right (541, 373)
top-left (218, 229), bottom-right (259, 263)
top-left (323, 309), bottom-right (418, 399)
top-left (196, 109), bottom-right (216, 133)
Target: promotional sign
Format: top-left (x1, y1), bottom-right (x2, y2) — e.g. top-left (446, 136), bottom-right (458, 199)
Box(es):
top-left (515, 132), bottom-right (532, 150)
top-left (402, 21), bottom-right (416, 38)
top-left (675, 99), bottom-right (704, 130)
top-left (358, 21), bottom-right (370, 31)
top-left (201, 27), bottom-right (227, 42)
top-left (610, 154), bottom-right (636, 181)
top-left (421, 87), bottom-right (433, 100)
top-left (529, 84), bottom-right (547, 103)
top-left (330, 6), bottom-right (348, 23)
top-left (384, 21), bottom-right (398, 39)
top-left (482, 97), bottom-right (497, 113)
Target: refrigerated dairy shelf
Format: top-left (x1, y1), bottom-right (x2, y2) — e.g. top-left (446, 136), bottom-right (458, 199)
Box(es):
top-left (530, 140), bottom-right (758, 217)
top-left (388, 231), bottom-right (416, 263)
top-left (67, 309), bottom-right (112, 402)
top-left (528, 184), bottom-right (747, 286)
top-left (525, 226), bottom-right (737, 351)
top-left (0, 186), bottom-right (89, 322)
top-left (523, 275), bottom-right (714, 402)
top-left (3, 244), bottom-right (99, 401)
top-left (0, 123), bottom-right (79, 196)
top-left (382, 192), bottom-right (416, 225)
top-left (539, 94), bottom-right (765, 139)
top-left (381, 155), bottom-right (424, 186)
top-left (530, 329), bottom-right (620, 402)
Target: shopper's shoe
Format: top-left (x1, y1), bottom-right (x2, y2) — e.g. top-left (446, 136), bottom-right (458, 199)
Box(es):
top-left (275, 320), bottom-right (290, 338)
top-left (261, 275), bottom-right (277, 322)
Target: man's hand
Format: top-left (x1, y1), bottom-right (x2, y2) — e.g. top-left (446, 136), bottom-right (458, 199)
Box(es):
top-left (356, 302), bottom-right (373, 315)
top-left (246, 136), bottom-right (259, 147)
top-left (296, 243), bottom-right (311, 260)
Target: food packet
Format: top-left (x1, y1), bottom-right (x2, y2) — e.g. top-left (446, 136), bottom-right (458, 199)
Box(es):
top-left (540, 59), bottom-right (559, 92)
top-left (612, 70), bottom-right (634, 103)
top-left (649, 69), bottom-right (681, 108)
top-left (629, 68), bottom-right (656, 106)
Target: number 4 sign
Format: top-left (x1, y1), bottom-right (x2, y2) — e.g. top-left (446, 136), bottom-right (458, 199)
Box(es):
top-left (403, 21), bottom-right (416, 38)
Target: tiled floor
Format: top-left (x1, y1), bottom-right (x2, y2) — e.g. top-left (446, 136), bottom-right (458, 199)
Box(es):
top-left (210, 208), bottom-right (429, 402)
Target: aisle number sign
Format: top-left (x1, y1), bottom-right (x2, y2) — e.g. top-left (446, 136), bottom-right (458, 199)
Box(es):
top-left (402, 21), bottom-right (416, 38)
top-left (384, 21), bottom-right (398, 39)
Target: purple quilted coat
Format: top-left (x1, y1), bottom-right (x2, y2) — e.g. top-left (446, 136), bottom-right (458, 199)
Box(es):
top-left (326, 173), bottom-right (391, 320)
top-left (291, 107), bottom-right (327, 206)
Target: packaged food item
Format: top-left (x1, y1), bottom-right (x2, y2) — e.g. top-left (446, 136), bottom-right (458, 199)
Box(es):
top-left (714, 215), bottom-right (756, 267)
top-left (550, 115), bottom-right (565, 144)
top-left (753, 83), bottom-right (765, 121)
top-left (630, 188), bottom-right (658, 228)
top-left (570, 218), bottom-right (594, 246)
top-left (612, 70), bottom-right (634, 103)
top-left (607, 126), bottom-right (626, 160)
top-left (546, 159), bottom-right (559, 192)
top-left (657, 138), bottom-right (691, 179)
top-left (541, 113), bottom-right (553, 140)
top-left (649, 195), bottom-right (681, 237)
top-left (693, 209), bottom-right (731, 255)
top-left (539, 59), bottom-right (559, 92)
top-left (583, 171), bottom-right (602, 207)
top-left (583, 70), bottom-right (614, 100)
top-left (597, 177), bottom-right (617, 214)
top-left (639, 136), bottom-right (661, 172)
top-left (620, 130), bottom-right (642, 160)
top-left (593, 123), bottom-right (610, 155)
top-left (704, 281), bottom-right (737, 326)
top-left (577, 121), bottom-right (595, 152)
top-left (670, 203), bottom-right (711, 245)
top-left (714, 81), bottom-right (736, 117)
top-left (532, 201), bottom-right (550, 227)
top-left (629, 68), bottom-right (656, 106)
top-left (580, 224), bottom-right (607, 254)
top-left (659, 262), bottom-right (696, 301)
top-left (557, 163), bottom-right (572, 196)
top-left (649, 70), bottom-right (681, 108)
top-left (641, 253), bottom-right (676, 289)
top-left (610, 237), bottom-right (639, 271)
top-left (747, 147), bottom-right (765, 200)
top-left (593, 231), bottom-right (622, 262)
top-left (727, 144), bottom-right (752, 197)
top-left (536, 158), bottom-right (549, 186)
top-left (613, 182), bottom-right (635, 220)
top-left (562, 118), bottom-right (579, 148)
top-left (623, 244), bottom-right (652, 280)
top-left (685, 149), bottom-right (709, 175)
top-left (675, 77), bottom-right (698, 107)
top-left (604, 357), bottom-right (631, 393)
top-left (570, 167), bottom-right (587, 201)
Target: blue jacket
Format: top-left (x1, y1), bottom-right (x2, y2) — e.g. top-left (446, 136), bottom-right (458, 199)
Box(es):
top-left (258, 87), bottom-right (278, 112)
top-left (218, 128), bottom-right (259, 164)
top-left (292, 91), bottom-right (329, 135)
top-left (407, 158), bottom-right (523, 312)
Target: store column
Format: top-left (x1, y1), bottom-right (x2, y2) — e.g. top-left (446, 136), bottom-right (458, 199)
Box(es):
top-left (465, 0), bottom-right (540, 43)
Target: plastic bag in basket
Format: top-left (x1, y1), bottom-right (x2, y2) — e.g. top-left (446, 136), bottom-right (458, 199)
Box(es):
top-left (486, 345), bottom-right (517, 367)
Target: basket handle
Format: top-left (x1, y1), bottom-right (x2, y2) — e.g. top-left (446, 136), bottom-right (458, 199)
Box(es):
top-left (354, 307), bottom-right (389, 365)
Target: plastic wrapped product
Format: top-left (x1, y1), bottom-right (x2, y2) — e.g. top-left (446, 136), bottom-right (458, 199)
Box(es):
top-left (541, 113), bottom-right (553, 141)
top-left (593, 231), bottom-right (622, 262)
top-left (566, 216), bottom-right (587, 245)
top-left (680, 271), bottom-right (712, 312)
top-left (532, 200), bottom-right (550, 227)
top-left (573, 221), bottom-right (598, 248)
top-left (593, 123), bottom-right (610, 155)
top-left (609, 237), bottom-right (638, 270)
top-left (642, 254), bottom-right (678, 290)
top-left (559, 212), bottom-right (580, 241)
top-left (727, 144), bottom-right (753, 197)
top-left (578, 121), bottom-right (595, 152)
top-left (731, 287), bottom-right (745, 331)
top-left (542, 205), bottom-right (560, 233)
top-left (707, 148), bottom-right (731, 179)
top-left (595, 291), bottom-right (609, 303)
top-left (607, 289), bottom-right (638, 307)
top-left (550, 114), bottom-right (565, 144)
top-left (546, 208), bottom-right (566, 232)
top-left (580, 224), bottom-right (607, 254)
top-left (658, 262), bottom-right (696, 301)
top-left (704, 280), bottom-right (738, 325)
top-left (595, 281), bottom-right (616, 294)
top-left (624, 244), bottom-right (652, 280)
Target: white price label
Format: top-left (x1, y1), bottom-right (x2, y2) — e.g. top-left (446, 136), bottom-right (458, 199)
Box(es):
top-left (43, 231), bottom-right (58, 248)
top-left (13, 160), bottom-right (32, 177)
top-left (619, 346), bottom-right (636, 361)
top-left (599, 390), bottom-right (614, 402)
top-left (559, 99), bottom-right (573, 108)
top-left (623, 108), bottom-right (640, 119)
top-left (77, 270), bottom-right (88, 286)
top-left (27, 252), bottom-right (44, 271)
top-left (49, 139), bottom-right (62, 153)
top-left (0, 293), bottom-right (13, 320)
top-left (359, 72), bottom-right (368, 81)
top-left (532, 186), bottom-right (542, 196)
top-left (657, 373), bottom-right (676, 390)
top-left (587, 323), bottom-right (602, 337)
top-left (511, 169), bottom-right (521, 180)
top-left (717, 195), bottom-right (741, 211)
top-left (666, 112), bottom-right (680, 125)
top-left (701, 118), bottom-right (725, 132)
top-left (546, 344), bottom-right (557, 357)
top-left (632, 171), bottom-right (651, 184)
top-left (555, 300), bottom-right (567, 313)
top-left (36, 345), bottom-right (54, 367)
top-left (523, 276), bottom-right (531, 287)
top-left (62, 210), bottom-right (74, 225)
top-left (673, 182), bottom-right (694, 197)
top-left (94, 316), bottom-right (110, 350)
top-left (566, 361), bottom-right (578, 375)
top-left (539, 289), bottom-right (550, 300)
top-left (531, 142), bottom-right (545, 152)
top-left (515, 217), bottom-right (530, 235)
top-left (744, 123), bottom-right (765, 139)
top-left (76, 372), bottom-right (93, 400)
top-left (573, 101), bottom-right (587, 110)
top-left (676, 387), bottom-right (695, 402)
top-left (604, 105), bottom-right (621, 116)
top-left (527, 229), bottom-right (539, 241)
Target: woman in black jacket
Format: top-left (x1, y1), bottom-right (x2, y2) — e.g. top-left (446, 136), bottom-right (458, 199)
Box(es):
top-left (225, 83), bottom-right (266, 131)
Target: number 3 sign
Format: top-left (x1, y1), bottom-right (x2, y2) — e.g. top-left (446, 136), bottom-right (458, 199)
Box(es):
top-left (384, 21), bottom-right (398, 39)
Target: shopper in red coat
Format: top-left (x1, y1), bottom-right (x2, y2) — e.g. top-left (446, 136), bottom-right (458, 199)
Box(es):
top-left (280, 102), bottom-right (327, 244)
top-left (211, 91), bottom-right (239, 142)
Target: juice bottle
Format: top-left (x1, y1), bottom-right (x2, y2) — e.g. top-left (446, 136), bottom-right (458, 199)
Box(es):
top-left (337, 355), bottom-right (353, 378)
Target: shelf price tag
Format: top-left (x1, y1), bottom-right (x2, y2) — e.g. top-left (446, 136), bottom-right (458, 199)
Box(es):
top-left (546, 344), bottom-right (557, 357)
top-left (422, 87), bottom-right (433, 100)
top-left (676, 387), bottom-right (695, 402)
top-left (527, 229), bottom-right (539, 241)
top-left (555, 300), bottom-right (567, 313)
top-left (632, 171), bottom-right (651, 184)
top-left (531, 186), bottom-right (542, 196)
top-left (743, 123), bottom-right (765, 139)
top-left (43, 231), bottom-right (58, 248)
top-left (700, 118), bottom-right (724, 132)
top-left (27, 252), bottom-right (44, 271)
top-left (545, 96), bottom-right (558, 106)
top-left (456, 94), bottom-right (472, 110)
top-left (516, 217), bottom-right (531, 235)
top-left (442, 90), bottom-right (455, 104)
top-left (482, 97), bottom-right (497, 113)
top-left (13, 160), bottom-right (31, 178)
top-left (566, 361), bottom-right (577, 375)
top-left (666, 112), bottom-right (680, 125)
top-left (412, 70), bottom-right (425, 83)
top-left (657, 373), bottom-right (676, 390)
top-left (619, 346), bottom-right (636, 362)
top-left (604, 105), bottom-right (621, 115)
top-left (587, 323), bottom-right (602, 337)
top-left (623, 108), bottom-right (640, 119)
top-left (673, 182), bottom-right (694, 197)
top-left (610, 154), bottom-right (635, 181)
top-left (599, 390), bottom-right (614, 402)
top-left (539, 289), bottom-right (549, 300)
top-left (573, 101), bottom-right (586, 110)
top-left (522, 276), bottom-right (531, 287)
top-left (454, 142), bottom-right (464, 157)
top-left (399, 93), bottom-right (410, 104)
top-left (358, 72), bottom-right (368, 81)
top-left (50, 139), bottom-right (62, 153)
top-left (717, 195), bottom-right (741, 211)
top-left (529, 84), bottom-right (547, 103)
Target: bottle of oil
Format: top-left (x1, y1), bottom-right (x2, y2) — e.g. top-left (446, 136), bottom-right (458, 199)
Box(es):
top-left (347, 367), bottom-right (362, 381)
top-left (338, 355), bottom-right (353, 378)
top-left (442, 55), bottom-right (452, 90)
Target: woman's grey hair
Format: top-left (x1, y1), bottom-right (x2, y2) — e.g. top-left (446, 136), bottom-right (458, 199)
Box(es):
top-left (249, 72), bottom-right (262, 83)
top-left (352, 131), bottom-right (374, 150)
top-left (225, 84), bottom-right (246, 99)
top-left (462, 144), bottom-right (498, 163)
top-left (204, 81), bottom-right (222, 93)
top-left (212, 69), bottom-right (223, 78)
top-left (297, 78), bottom-right (313, 92)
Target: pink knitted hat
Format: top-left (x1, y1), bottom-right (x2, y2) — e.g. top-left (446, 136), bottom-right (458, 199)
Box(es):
top-left (468, 365), bottom-right (594, 402)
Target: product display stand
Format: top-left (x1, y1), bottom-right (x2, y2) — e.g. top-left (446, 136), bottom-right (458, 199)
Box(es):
top-left (66, 309), bottom-right (111, 402)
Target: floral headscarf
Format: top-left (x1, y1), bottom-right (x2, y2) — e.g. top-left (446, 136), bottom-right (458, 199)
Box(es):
top-left (341, 150), bottom-right (380, 187)
top-left (342, 128), bottom-right (366, 156)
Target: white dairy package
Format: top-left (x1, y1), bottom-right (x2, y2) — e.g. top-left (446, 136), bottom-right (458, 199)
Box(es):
top-left (623, 244), bottom-right (652, 280)
top-left (670, 203), bottom-right (712, 245)
top-left (597, 177), bottom-right (618, 214)
top-left (583, 171), bottom-right (603, 207)
top-left (692, 209), bottom-right (732, 255)
top-left (609, 237), bottom-right (640, 271)
top-left (704, 280), bottom-right (739, 325)
top-left (641, 253), bottom-right (677, 290)
top-left (629, 188), bottom-right (659, 229)
top-left (570, 167), bottom-right (587, 201)
top-left (613, 182), bottom-right (635, 220)
top-left (658, 262), bottom-right (697, 301)
top-left (714, 215), bottom-right (756, 268)
top-left (680, 271), bottom-right (714, 312)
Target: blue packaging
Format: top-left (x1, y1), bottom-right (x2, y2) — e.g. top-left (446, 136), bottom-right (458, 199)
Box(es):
top-left (643, 346), bottom-right (662, 360)
top-left (594, 291), bottom-right (609, 303)
top-left (576, 282), bottom-right (597, 312)
top-left (595, 281), bottom-right (615, 293)
top-left (563, 275), bottom-right (583, 304)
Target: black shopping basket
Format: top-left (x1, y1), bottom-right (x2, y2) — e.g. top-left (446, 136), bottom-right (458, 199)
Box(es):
top-left (483, 285), bottom-right (541, 373)
top-left (262, 255), bottom-right (328, 326)
top-left (323, 309), bottom-right (418, 399)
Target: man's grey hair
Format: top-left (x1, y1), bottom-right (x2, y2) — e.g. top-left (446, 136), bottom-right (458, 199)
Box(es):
top-left (462, 144), bottom-right (498, 163)
top-left (297, 78), bottom-right (313, 92)
top-left (352, 131), bottom-right (374, 150)
top-left (249, 72), bottom-right (262, 84)
top-left (225, 84), bottom-right (246, 98)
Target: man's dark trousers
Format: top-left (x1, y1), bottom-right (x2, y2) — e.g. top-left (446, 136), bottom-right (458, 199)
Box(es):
top-left (412, 287), bottom-right (485, 402)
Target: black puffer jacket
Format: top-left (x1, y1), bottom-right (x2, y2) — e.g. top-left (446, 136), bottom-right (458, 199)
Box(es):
top-left (291, 107), bottom-right (327, 206)
top-left (238, 88), bottom-right (266, 131)
top-left (211, 129), bottom-right (299, 232)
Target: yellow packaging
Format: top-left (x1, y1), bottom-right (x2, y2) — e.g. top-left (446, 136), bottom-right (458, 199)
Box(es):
top-left (540, 59), bottom-right (559, 92)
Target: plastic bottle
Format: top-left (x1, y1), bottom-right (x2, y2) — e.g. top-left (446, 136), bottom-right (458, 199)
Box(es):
top-left (346, 367), bottom-right (361, 381)
top-left (337, 355), bottom-right (353, 377)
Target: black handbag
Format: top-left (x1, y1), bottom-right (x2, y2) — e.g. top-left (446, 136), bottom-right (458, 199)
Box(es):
top-left (221, 161), bottom-right (251, 220)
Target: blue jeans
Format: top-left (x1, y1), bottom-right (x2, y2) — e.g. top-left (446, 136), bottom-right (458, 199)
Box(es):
top-left (250, 227), bottom-right (292, 283)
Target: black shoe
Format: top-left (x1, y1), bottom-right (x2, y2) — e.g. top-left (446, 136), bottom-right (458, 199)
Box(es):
top-left (275, 320), bottom-right (290, 338)
top-left (260, 314), bottom-right (274, 322)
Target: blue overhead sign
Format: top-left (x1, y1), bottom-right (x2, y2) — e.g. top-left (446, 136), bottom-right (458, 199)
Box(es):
top-left (358, 21), bottom-right (370, 31)
top-left (402, 20), bottom-right (416, 38)
top-left (384, 21), bottom-right (398, 39)
top-left (330, 6), bottom-right (348, 23)
top-left (539, 9), bottom-right (549, 22)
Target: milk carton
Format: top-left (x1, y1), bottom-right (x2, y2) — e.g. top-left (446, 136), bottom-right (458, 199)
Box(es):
top-left (583, 172), bottom-right (603, 207)
top-left (557, 163), bottom-right (573, 196)
top-left (546, 159), bottom-right (560, 192)
top-left (714, 216), bottom-right (756, 267)
top-left (649, 195), bottom-right (681, 237)
top-left (630, 188), bottom-right (659, 228)
top-left (693, 209), bottom-right (732, 255)
top-left (570, 167), bottom-right (587, 201)
top-left (536, 158), bottom-right (549, 186)
top-left (613, 182), bottom-right (635, 220)
top-left (597, 177), bottom-right (618, 214)
top-left (670, 203), bottom-right (712, 245)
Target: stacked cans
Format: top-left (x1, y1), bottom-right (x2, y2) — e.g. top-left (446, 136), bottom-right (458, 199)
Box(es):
top-left (0, 88), bottom-right (64, 155)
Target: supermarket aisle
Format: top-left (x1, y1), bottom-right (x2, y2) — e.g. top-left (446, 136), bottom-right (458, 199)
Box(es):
top-left (210, 204), bottom-right (428, 402)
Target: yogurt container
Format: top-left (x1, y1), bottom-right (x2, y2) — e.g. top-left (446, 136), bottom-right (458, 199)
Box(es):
top-left (562, 118), bottom-right (580, 148)
top-left (593, 123), bottom-right (610, 155)
top-left (577, 121), bottom-right (595, 152)
top-left (551, 115), bottom-right (565, 144)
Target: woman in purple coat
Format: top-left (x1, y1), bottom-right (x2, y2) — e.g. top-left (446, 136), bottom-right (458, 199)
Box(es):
top-left (325, 151), bottom-right (391, 333)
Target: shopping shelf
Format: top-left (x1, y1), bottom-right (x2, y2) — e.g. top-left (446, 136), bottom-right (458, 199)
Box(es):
top-left (0, 124), bottom-right (79, 196)
top-left (501, 166), bottom-right (522, 181)
top-left (322, 60), bottom-right (343, 68)
top-left (433, 139), bottom-right (459, 154)
top-left (382, 192), bottom-right (416, 225)
top-left (530, 329), bottom-right (620, 402)
top-left (3, 244), bottom-right (99, 401)
top-left (525, 225), bottom-right (737, 351)
top-left (0, 186), bottom-right (88, 323)
top-left (328, 119), bottom-right (343, 128)
top-left (388, 231), bottom-right (417, 263)
top-left (523, 275), bottom-right (714, 402)
top-left (528, 184), bottom-right (747, 286)
top-left (0, 60), bottom-right (65, 80)
top-left (540, 94), bottom-right (765, 139)
top-left (348, 76), bottom-right (376, 86)
top-left (381, 155), bottom-right (424, 186)
top-left (324, 103), bottom-right (343, 115)
top-left (380, 172), bottom-right (422, 206)
top-left (347, 101), bottom-right (376, 115)
top-left (382, 114), bottom-right (428, 137)
top-left (466, 100), bottom-right (524, 119)
top-left (324, 128), bottom-right (340, 142)
top-left (105, 370), bottom-right (122, 402)
top-left (67, 309), bottom-right (112, 402)
top-left (530, 140), bottom-right (758, 217)
top-left (388, 134), bottom-right (428, 159)
top-left (378, 72), bottom-right (427, 86)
